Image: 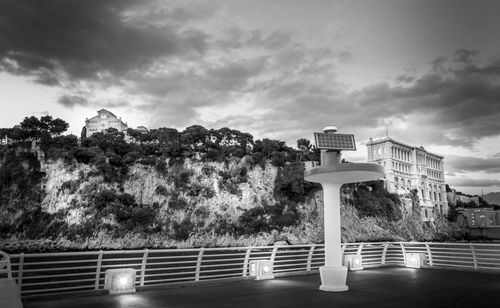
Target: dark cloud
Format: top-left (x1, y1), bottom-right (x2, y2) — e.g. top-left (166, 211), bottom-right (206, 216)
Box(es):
top-left (57, 95), bottom-right (88, 108)
top-left (0, 0), bottom-right (208, 83)
top-left (342, 53), bottom-right (500, 147)
top-left (395, 74), bottom-right (416, 84)
top-left (454, 49), bottom-right (479, 64)
top-left (446, 155), bottom-right (500, 174)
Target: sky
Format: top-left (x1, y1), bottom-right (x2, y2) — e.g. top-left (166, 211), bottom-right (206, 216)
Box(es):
top-left (1, 0), bottom-right (500, 195)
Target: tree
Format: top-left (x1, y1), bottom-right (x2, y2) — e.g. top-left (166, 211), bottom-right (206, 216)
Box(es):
top-left (297, 138), bottom-right (312, 161)
top-left (19, 115), bottom-right (69, 140)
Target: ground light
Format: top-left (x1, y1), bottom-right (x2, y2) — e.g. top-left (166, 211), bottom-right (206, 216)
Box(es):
top-left (405, 253), bottom-right (423, 269)
top-left (343, 255), bottom-right (363, 271)
top-left (104, 268), bottom-right (136, 294)
top-left (249, 260), bottom-right (274, 280)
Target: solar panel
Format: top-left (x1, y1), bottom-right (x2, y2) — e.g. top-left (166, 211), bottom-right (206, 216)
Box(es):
top-left (314, 133), bottom-right (356, 151)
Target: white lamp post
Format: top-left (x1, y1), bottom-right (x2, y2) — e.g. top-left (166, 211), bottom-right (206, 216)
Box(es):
top-left (305, 126), bottom-right (385, 292)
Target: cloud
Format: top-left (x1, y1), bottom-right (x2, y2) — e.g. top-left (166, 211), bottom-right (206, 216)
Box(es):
top-left (446, 155), bottom-right (500, 174)
top-left (2, 0), bottom-right (500, 156)
top-left (0, 0), bottom-right (209, 83)
top-left (447, 178), bottom-right (500, 188)
top-left (57, 95), bottom-right (88, 108)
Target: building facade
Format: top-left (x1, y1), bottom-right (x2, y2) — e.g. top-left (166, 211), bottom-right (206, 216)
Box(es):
top-left (366, 137), bottom-right (448, 221)
top-left (85, 109), bottom-right (128, 137)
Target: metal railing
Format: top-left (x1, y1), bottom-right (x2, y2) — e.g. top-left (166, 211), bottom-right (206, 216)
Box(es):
top-left (7, 242), bottom-right (500, 297)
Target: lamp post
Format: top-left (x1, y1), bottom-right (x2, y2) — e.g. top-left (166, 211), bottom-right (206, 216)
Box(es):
top-left (305, 126), bottom-right (385, 291)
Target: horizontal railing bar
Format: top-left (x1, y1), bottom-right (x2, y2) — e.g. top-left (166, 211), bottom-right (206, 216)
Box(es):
top-left (22, 278), bottom-right (96, 287)
top-left (100, 263), bottom-right (142, 269)
top-left (144, 271), bottom-right (197, 278)
top-left (199, 273), bottom-right (242, 279)
top-left (200, 268), bottom-right (242, 274)
top-left (201, 262), bottom-right (245, 269)
top-left (20, 272), bottom-right (96, 280)
top-left (202, 253), bottom-right (246, 258)
top-left (146, 260), bottom-right (197, 266)
top-left (100, 257), bottom-right (144, 262)
top-left (20, 265), bottom-right (97, 273)
top-left (201, 257), bottom-right (246, 263)
top-left (145, 266), bottom-right (196, 272)
top-left (144, 276), bottom-right (195, 284)
top-left (21, 285), bottom-right (94, 295)
top-left (146, 256), bottom-right (198, 261)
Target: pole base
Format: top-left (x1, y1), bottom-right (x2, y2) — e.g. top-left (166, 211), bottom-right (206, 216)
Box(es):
top-left (319, 266), bottom-right (349, 292)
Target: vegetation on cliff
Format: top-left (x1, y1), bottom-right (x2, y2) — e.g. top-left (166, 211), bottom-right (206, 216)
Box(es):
top-left (0, 115), bottom-right (466, 252)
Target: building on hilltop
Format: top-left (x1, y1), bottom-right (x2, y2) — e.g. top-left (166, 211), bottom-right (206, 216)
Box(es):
top-left (84, 109), bottom-right (129, 137)
top-left (366, 136), bottom-right (448, 221)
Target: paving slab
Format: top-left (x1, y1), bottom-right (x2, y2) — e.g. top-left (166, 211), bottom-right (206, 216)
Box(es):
top-left (23, 268), bottom-right (500, 308)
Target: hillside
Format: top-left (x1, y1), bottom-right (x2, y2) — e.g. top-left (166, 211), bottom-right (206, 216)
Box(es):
top-left (0, 116), bottom-right (466, 252)
top-left (484, 192), bottom-right (500, 206)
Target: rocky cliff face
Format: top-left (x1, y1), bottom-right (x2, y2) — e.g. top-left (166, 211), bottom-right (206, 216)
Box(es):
top-left (1, 153), bottom-right (466, 252)
top-left (447, 191), bottom-right (480, 206)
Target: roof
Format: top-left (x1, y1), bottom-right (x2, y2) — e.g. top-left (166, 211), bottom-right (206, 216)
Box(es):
top-left (367, 136), bottom-right (443, 159)
top-left (85, 109), bottom-right (126, 126)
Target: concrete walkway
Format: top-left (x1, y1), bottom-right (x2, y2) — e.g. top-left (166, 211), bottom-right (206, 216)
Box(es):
top-left (24, 268), bottom-right (500, 308)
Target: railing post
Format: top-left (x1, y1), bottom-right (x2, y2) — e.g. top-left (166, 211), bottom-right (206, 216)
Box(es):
top-left (400, 242), bottom-right (407, 264)
top-left (470, 243), bottom-right (478, 270)
top-left (17, 253), bottom-right (24, 292)
top-left (382, 243), bottom-right (388, 265)
top-left (306, 245), bottom-right (316, 271)
top-left (94, 250), bottom-right (103, 290)
top-left (341, 243), bottom-right (346, 255)
top-left (356, 243), bottom-right (365, 255)
top-left (140, 249), bottom-right (149, 286)
top-left (242, 248), bottom-right (252, 277)
top-left (270, 246), bottom-right (279, 264)
top-left (425, 243), bottom-right (433, 267)
top-left (195, 248), bottom-right (204, 281)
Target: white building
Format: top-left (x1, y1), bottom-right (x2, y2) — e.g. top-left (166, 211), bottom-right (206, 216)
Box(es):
top-left (366, 137), bottom-right (448, 221)
top-left (84, 109), bottom-right (128, 137)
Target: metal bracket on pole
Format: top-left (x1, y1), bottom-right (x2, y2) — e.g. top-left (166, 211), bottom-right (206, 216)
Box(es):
top-left (400, 242), bottom-right (407, 264)
top-left (94, 250), bottom-right (103, 290)
top-left (195, 248), bottom-right (204, 281)
top-left (381, 243), bottom-right (389, 265)
top-left (425, 243), bottom-right (433, 267)
top-left (470, 243), bottom-right (478, 270)
top-left (17, 253), bottom-right (24, 292)
top-left (140, 249), bottom-right (149, 286)
top-left (243, 248), bottom-right (252, 277)
top-left (307, 245), bottom-right (316, 271)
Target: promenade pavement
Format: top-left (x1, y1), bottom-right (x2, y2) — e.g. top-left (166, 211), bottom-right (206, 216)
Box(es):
top-left (23, 267), bottom-right (500, 308)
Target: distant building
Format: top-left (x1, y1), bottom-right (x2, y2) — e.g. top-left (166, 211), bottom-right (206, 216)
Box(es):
top-left (136, 126), bottom-right (149, 134)
top-left (366, 137), bottom-right (448, 221)
top-left (460, 207), bottom-right (499, 228)
top-left (84, 109), bottom-right (128, 137)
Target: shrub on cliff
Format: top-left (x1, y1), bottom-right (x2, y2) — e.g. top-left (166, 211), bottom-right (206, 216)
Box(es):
top-left (352, 181), bottom-right (402, 221)
top-left (274, 162), bottom-right (321, 203)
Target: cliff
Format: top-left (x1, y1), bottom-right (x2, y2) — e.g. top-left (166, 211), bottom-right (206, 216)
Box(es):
top-left (447, 191), bottom-right (480, 207)
top-left (0, 123), bottom-right (466, 253)
top-left (0, 154), bottom-right (465, 252)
